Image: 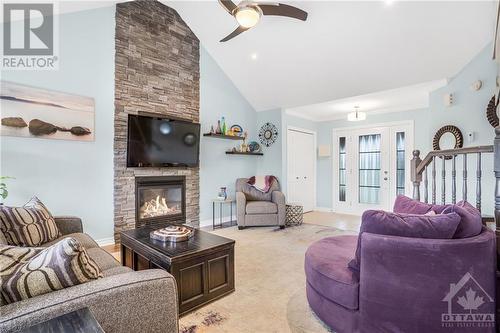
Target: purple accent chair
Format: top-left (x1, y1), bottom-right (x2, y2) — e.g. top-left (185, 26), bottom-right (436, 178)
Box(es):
top-left (305, 198), bottom-right (496, 333)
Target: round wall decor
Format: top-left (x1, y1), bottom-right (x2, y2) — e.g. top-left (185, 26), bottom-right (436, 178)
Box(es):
top-left (259, 122), bottom-right (278, 147)
top-left (432, 125), bottom-right (463, 159)
top-left (486, 94), bottom-right (499, 128)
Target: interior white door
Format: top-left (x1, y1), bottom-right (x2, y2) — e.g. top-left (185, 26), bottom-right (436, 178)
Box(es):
top-left (287, 129), bottom-right (315, 212)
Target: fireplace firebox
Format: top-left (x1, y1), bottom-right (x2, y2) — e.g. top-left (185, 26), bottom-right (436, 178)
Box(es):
top-left (135, 176), bottom-right (186, 228)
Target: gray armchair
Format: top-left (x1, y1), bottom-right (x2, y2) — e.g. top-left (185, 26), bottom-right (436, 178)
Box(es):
top-left (235, 178), bottom-right (286, 229)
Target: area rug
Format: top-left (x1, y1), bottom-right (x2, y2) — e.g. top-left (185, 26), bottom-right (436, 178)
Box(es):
top-left (179, 224), bottom-right (356, 333)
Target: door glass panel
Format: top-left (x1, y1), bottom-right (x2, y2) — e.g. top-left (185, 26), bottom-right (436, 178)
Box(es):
top-left (396, 132), bottom-right (405, 196)
top-left (339, 137), bottom-right (346, 202)
top-left (359, 134), bottom-right (381, 204)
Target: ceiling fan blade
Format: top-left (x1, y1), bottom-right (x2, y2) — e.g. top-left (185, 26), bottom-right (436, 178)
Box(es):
top-left (259, 3), bottom-right (308, 21)
top-left (220, 26), bottom-right (250, 42)
top-left (219, 0), bottom-right (238, 14)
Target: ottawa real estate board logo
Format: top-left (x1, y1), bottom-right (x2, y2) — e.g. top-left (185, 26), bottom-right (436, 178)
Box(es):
top-left (441, 272), bottom-right (495, 329)
top-left (2, 3), bottom-right (59, 70)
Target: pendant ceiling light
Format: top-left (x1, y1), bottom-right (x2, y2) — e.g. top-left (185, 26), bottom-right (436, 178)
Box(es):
top-left (347, 106), bottom-right (366, 122)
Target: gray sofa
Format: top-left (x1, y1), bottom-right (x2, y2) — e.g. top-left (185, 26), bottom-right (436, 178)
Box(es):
top-left (0, 217), bottom-right (178, 333)
top-left (235, 178), bottom-right (286, 229)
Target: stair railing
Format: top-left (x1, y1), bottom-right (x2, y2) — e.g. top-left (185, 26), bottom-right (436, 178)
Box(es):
top-left (411, 146), bottom-right (494, 210)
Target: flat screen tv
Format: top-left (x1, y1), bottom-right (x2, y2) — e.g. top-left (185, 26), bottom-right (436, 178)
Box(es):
top-left (127, 114), bottom-right (200, 167)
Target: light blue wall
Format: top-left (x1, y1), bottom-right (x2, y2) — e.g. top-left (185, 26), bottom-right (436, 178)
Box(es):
top-left (199, 47), bottom-right (257, 223)
top-left (0, 7), bottom-right (116, 241)
top-left (256, 109), bottom-right (283, 182)
top-left (429, 44), bottom-right (497, 148)
top-left (428, 43), bottom-right (498, 215)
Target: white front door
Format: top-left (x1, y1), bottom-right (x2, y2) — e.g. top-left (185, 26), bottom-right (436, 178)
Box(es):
top-left (333, 123), bottom-right (413, 214)
top-left (287, 128), bottom-right (316, 212)
top-left (355, 127), bottom-right (391, 211)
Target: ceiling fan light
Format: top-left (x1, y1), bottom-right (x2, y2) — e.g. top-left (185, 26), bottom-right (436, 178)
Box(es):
top-left (235, 7), bottom-right (261, 28)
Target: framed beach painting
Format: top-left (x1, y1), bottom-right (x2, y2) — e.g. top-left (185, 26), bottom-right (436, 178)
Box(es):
top-left (0, 81), bottom-right (95, 141)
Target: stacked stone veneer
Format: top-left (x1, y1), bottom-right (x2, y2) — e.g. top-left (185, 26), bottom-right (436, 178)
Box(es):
top-left (114, 1), bottom-right (200, 242)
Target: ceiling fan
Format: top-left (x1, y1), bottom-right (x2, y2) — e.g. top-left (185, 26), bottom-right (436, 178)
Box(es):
top-left (218, 0), bottom-right (308, 42)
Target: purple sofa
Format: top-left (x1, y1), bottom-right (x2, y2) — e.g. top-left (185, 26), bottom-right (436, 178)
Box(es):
top-left (305, 197), bottom-right (496, 332)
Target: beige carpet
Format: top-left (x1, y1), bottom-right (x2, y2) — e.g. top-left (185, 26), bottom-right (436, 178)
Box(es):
top-left (179, 223), bottom-right (357, 333)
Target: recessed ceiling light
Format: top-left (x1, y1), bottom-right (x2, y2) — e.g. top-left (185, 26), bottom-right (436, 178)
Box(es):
top-left (385, 0), bottom-right (395, 6)
top-left (251, 53), bottom-right (258, 60)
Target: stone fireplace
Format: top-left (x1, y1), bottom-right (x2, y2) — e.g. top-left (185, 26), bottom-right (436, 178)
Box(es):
top-left (135, 176), bottom-right (186, 228)
top-left (113, 1), bottom-right (200, 243)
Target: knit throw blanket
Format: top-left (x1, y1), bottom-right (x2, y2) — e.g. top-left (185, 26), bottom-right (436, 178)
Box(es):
top-left (247, 175), bottom-right (275, 193)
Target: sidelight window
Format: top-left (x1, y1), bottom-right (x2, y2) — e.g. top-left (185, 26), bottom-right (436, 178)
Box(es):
top-left (339, 137), bottom-right (347, 202)
top-left (396, 132), bottom-right (405, 196)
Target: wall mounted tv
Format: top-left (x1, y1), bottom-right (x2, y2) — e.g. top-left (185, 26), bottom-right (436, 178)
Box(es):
top-left (127, 114), bottom-right (200, 168)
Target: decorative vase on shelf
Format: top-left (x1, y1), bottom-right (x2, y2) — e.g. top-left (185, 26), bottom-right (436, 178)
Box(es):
top-left (221, 117), bottom-right (227, 135)
top-left (210, 125), bottom-right (215, 134)
top-left (215, 120), bottom-right (222, 134)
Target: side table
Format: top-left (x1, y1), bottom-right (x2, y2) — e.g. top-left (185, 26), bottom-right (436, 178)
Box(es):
top-left (286, 203), bottom-right (303, 226)
top-left (213, 198), bottom-right (236, 229)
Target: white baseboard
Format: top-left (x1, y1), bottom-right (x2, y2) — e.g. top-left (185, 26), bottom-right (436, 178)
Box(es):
top-left (314, 206), bottom-right (333, 212)
top-left (96, 237), bottom-right (115, 247)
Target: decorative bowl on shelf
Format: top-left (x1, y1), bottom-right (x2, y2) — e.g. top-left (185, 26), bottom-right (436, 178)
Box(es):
top-left (248, 141), bottom-right (261, 153)
top-left (230, 124), bottom-right (243, 136)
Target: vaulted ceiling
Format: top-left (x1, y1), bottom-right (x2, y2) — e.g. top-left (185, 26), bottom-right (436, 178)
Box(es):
top-left (168, 1), bottom-right (497, 112)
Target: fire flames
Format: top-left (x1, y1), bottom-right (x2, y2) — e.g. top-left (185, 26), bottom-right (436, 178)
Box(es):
top-left (140, 195), bottom-right (180, 219)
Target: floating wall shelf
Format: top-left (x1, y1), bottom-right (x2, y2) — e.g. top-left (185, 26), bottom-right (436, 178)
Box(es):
top-left (203, 133), bottom-right (244, 141)
top-left (225, 151), bottom-right (264, 156)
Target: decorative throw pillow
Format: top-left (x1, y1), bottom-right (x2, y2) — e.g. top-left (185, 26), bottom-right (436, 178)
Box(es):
top-left (393, 195), bottom-right (482, 238)
top-left (0, 245), bottom-right (42, 306)
top-left (393, 195), bottom-right (440, 215)
top-left (0, 197), bottom-right (61, 246)
top-left (0, 237), bottom-right (102, 304)
top-left (348, 209), bottom-right (461, 274)
top-left (440, 201), bottom-right (482, 238)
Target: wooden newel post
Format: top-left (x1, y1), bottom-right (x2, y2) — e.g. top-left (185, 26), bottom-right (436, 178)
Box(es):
top-left (411, 150), bottom-right (422, 201)
top-left (493, 128), bottom-right (500, 269)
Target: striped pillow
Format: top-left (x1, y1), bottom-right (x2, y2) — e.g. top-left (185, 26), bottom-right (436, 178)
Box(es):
top-left (0, 245), bottom-right (42, 306)
top-left (0, 237), bottom-right (102, 304)
top-left (0, 197), bottom-right (61, 246)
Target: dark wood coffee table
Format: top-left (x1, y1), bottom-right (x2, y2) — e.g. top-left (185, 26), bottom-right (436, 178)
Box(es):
top-left (120, 227), bottom-right (235, 316)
